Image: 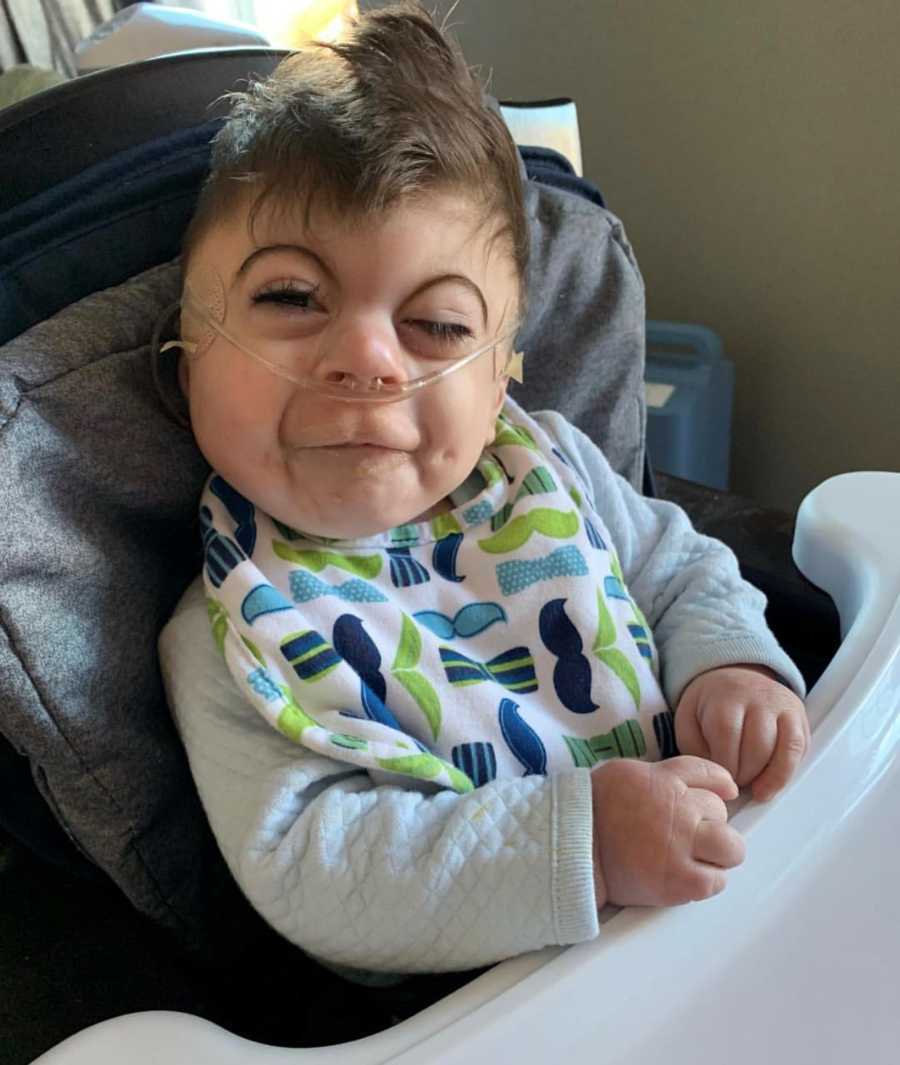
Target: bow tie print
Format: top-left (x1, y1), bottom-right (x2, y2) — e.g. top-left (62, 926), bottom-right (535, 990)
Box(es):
top-left (289, 569), bottom-right (388, 604)
top-left (495, 544), bottom-right (589, 597)
top-left (440, 645), bottom-right (538, 694)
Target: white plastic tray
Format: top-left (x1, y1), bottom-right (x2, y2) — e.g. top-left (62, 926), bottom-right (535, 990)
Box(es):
top-left (34, 471), bottom-right (900, 1065)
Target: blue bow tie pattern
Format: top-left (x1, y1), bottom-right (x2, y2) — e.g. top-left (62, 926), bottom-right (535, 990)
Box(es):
top-left (280, 628), bottom-right (343, 685)
top-left (290, 569), bottom-right (389, 604)
top-left (439, 645), bottom-right (538, 693)
top-left (450, 741), bottom-right (498, 786)
top-left (387, 546), bottom-right (431, 588)
top-left (201, 504), bottom-right (247, 589)
top-left (495, 544), bottom-right (589, 597)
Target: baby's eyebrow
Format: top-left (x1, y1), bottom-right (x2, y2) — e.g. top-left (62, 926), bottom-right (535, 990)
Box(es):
top-left (236, 244), bottom-right (487, 327)
top-left (236, 244), bottom-right (328, 278)
top-left (407, 274), bottom-right (487, 329)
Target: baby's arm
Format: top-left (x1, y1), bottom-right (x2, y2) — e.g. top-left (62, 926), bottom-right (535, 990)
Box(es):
top-left (159, 578), bottom-right (598, 975)
top-left (534, 412), bottom-right (809, 797)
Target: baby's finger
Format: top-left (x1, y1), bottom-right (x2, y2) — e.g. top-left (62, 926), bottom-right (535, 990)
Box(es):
top-left (736, 706), bottom-right (778, 787)
top-left (671, 863), bottom-right (727, 904)
top-left (700, 705), bottom-right (744, 781)
top-left (687, 788), bottom-right (729, 824)
top-left (673, 706), bottom-right (710, 761)
top-left (693, 821), bottom-right (746, 869)
top-left (750, 712), bottom-right (808, 801)
top-left (663, 755), bottom-right (738, 800)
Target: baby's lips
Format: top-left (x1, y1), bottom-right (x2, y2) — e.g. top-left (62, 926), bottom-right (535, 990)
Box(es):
top-left (288, 414), bottom-right (419, 452)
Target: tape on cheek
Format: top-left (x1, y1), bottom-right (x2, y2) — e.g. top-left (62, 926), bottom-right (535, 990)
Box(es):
top-left (495, 347), bottom-right (524, 383)
top-left (181, 270), bottom-right (227, 360)
top-left (507, 351), bottom-right (524, 383)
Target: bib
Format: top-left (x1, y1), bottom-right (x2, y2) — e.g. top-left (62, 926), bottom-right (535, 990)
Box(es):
top-left (201, 400), bottom-right (674, 793)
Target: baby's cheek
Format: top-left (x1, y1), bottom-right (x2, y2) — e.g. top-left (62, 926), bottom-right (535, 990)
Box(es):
top-left (420, 441), bottom-right (467, 482)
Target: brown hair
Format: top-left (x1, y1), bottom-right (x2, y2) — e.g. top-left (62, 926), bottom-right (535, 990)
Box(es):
top-left (182, 1), bottom-right (528, 315)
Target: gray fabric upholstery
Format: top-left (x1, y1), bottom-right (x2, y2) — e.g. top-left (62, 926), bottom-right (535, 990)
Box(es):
top-left (0, 181), bottom-right (646, 946)
top-left (513, 180), bottom-right (646, 488)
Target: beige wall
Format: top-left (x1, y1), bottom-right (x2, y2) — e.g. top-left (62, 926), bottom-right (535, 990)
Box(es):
top-left (374, 1), bottom-right (900, 511)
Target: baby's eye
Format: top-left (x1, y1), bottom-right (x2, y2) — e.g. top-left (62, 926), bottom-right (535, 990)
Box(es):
top-left (252, 281), bottom-right (321, 311)
top-left (411, 320), bottom-right (473, 344)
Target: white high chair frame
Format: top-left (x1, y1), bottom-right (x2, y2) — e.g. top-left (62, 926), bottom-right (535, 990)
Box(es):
top-left (34, 472), bottom-right (900, 1063)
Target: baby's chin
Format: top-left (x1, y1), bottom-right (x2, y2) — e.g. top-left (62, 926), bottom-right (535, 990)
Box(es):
top-left (268, 450), bottom-right (460, 538)
top-left (277, 493), bottom-right (452, 541)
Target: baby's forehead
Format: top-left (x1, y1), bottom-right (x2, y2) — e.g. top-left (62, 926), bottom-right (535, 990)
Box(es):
top-left (198, 186), bottom-right (505, 255)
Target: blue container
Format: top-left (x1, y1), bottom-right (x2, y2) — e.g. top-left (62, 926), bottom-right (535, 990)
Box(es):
top-left (645, 321), bottom-right (734, 491)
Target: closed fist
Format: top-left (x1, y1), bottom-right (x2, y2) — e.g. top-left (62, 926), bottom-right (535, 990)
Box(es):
top-left (675, 665), bottom-right (810, 802)
top-left (590, 755), bottom-right (746, 909)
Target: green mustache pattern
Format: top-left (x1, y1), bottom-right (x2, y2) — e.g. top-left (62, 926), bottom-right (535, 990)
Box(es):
top-left (273, 543), bottom-right (382, 579)
top-left (478, 507), bottom-right (580, 554)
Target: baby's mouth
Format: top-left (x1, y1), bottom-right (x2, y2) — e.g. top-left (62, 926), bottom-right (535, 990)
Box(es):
top-left (313, 444), bottom-right (412, 476)
top-left (287, 414), bottom-right (419, 454)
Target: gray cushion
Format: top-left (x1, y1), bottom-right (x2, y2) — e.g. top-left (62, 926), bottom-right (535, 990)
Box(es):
top-left (0, 182), bottom-right (646, 947)
top-left (513, 180), bottom-right (646, 488)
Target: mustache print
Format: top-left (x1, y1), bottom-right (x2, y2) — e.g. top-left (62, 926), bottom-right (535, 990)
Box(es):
top-left (391, 614), bottom-right (442, 742)
top-left (413, 602), bottom-right (507, 640)
top-left (332, 614), bottom-right (402, 731)
top-left (240, 582), bottom-right (294, 623)
top-left (538, 598), bottom-right (597, 715)
top-left (498, 698), bottom-right (547, 776)
top-left (209, 475), bottom-right (257, 557)
top-left (478, 507), bottom-right (580, 554)
top-left (490, 467), bottom-right (560, 534)
top-left (373, 752), bottom-right (474, 794)
top-left (593, 586), bottom-right (641, 711)
top-left (432, 531), bottom-right (465, 583)
top-left (273, 544), bottom-right (383, 579)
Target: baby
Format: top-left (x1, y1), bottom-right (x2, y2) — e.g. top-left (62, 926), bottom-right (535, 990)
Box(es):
top-left (158, 1), bottom-right (808, 977)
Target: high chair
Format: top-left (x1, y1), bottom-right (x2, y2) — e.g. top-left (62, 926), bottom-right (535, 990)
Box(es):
top-left (1, 47), bottom-right (897, 1065)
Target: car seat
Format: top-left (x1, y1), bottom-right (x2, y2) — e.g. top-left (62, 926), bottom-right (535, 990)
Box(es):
top-left (0, 47), bottom-right (852, 1063)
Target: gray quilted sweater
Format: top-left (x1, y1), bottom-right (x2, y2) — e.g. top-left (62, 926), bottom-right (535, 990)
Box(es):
top-left (158, 410), bottom-right (805, 976)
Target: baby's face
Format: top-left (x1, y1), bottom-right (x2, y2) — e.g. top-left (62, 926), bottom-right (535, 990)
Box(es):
top-left (180, 188), bottom-right (520, 538)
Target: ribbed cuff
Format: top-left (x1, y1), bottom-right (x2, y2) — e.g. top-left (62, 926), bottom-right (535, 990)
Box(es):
top-left (551, 769), bottom-right (600, 945)
top-left (663, 635), bottom-right (808, 709)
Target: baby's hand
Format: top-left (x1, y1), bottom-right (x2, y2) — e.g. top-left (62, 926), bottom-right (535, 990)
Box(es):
top-left (674, 665), bottom-right (810, 802)
top-left (590, 756), bottom-right (745, 909)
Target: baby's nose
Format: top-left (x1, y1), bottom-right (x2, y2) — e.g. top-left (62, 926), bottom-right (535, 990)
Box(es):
top-left (315, 317), bottom-right (407, 388)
